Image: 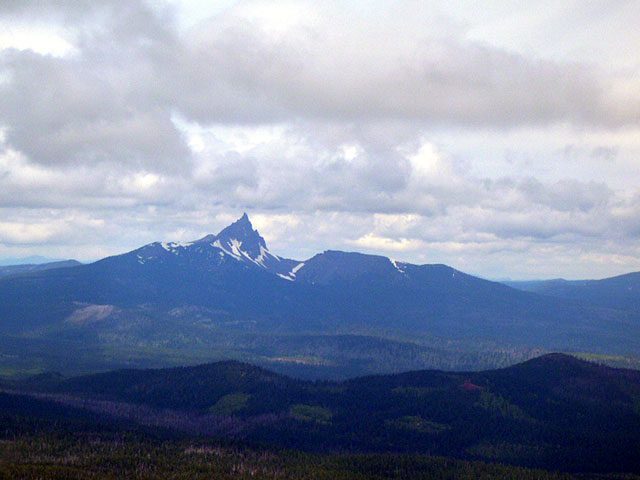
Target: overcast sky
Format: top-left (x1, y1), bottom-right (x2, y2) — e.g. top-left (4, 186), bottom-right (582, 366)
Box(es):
top-left (1, 0), bottom-right (639, 279)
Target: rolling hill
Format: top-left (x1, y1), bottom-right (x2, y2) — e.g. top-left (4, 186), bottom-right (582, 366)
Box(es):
top-left (9, 353), bottom-right (640, 474)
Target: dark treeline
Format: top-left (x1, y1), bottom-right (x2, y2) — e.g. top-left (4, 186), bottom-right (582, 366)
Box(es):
top-left (0, 434), bottom-right (592, 480)
top-left (0, 388), bottom-right (591, 480)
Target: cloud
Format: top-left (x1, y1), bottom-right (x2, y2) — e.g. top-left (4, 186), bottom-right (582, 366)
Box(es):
top-left (0, 1), bottom-right (189, 172)
top-left (171, 1), bottom-right (640, 128)
top-left (0, 0), bottom-right (639, 279)
top-left (1, 0), bottom-right (637, 176)
top-left (349, 234), bottom-right (426, 252)
top-left (1, 0), bottom-right (637, 175)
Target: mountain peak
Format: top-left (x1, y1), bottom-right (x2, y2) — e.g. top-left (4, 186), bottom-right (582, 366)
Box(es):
top-left (193, 214), bottom-right (259, 246)
top-left (216, 213), bottom-right (266, 251)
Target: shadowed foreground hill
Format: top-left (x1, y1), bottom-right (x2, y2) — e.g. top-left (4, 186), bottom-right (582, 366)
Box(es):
top-left (10, 353), bottom-right (640, 475)
top-left (0, 391), bottom-right (583, 480)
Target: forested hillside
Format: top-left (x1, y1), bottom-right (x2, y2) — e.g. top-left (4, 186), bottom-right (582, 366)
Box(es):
top-left (5, 353), bottom-right (640, 475)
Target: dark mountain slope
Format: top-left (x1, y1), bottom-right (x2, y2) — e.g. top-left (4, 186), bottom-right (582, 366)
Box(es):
top-left (292, 251), bottom-right (640, 350)
top-left (59, 360), bottom-right (304, 412)
top-left (0, 216), bottom-right (310, 334)
top-left (19, 354), bottom-right (640, 473)
top-left (0, 254), bottom-right (302, 333)
top-left (1, 214), bottom-right (640, 356)
top-left (476, 352), bottom-right (640, 410)
top-left (0, 388), bottom-right (599, 480)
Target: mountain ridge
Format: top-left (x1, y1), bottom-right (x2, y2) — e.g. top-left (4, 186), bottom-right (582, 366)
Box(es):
top-left (119, 213), bottom-right (302, 280)
top-left (505, 271), bottom-right (640, 311)
top-left (0, 259), bottom-right (81, 278)
top-left (1, 213), bottom-right (640, 375)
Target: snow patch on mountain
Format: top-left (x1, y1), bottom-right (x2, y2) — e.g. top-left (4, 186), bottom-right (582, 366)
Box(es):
top-left (161, 241), bottom-right (192, 252)
top-left (119, 214), bottom-right (318, 282)
top-left (390, 258), bottom-right (407, 275)
top-left (129, 214), bottom-right (300, 280)
top-left (212, 239), bottom-right (241, 260)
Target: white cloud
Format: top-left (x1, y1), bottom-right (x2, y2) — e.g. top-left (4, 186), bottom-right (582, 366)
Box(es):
top-left (349, 234), bottom-right (426, 252)
top-left (0, 23), bottom-right (76, 57)
top-left (0, 0), bottom-right (639, 279)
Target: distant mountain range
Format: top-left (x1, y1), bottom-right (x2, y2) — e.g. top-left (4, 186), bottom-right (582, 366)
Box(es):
top-left (0, 255), bottom-right (72, 266)
top-left (0, 259), bottom-right (81, 278)
top-left (505, 273), bottom-right (640, 311)
top-left (1, 213), bottom-right (640, 377)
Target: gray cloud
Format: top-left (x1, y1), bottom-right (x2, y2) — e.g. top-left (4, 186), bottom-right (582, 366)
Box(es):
top-left (1, 0), bottom-right (637, 175)
top-left (0, 0), bottom-right (189, 172)
top-left (1, 0), bottom-right (639, 279)
top-left (173, 3), bottom-right (638, 128)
